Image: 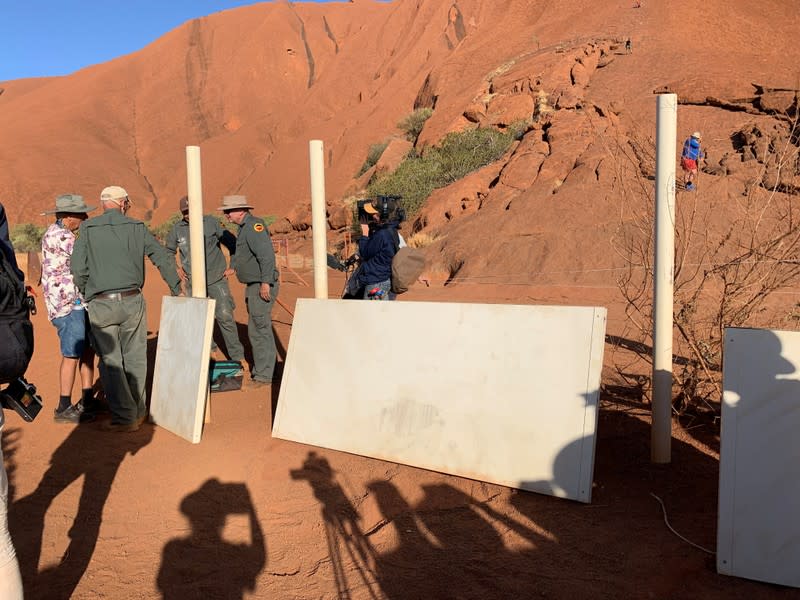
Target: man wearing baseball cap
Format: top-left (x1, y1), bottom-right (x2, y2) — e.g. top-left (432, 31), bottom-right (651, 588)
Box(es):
top-left (41, 194), bottom-right (98, 424)
top-left (165, 196), bottom-right (244, 364)
top-left (219, 195), bottom-right (279, 387)
top-left (71, 186), bottom-right (182, 432)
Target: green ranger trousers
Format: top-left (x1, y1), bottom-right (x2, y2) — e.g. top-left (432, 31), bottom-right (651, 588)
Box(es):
top-left (207, 278), bottom-right (245, 362)
top-left (245, 281), bottom-right (279, 382)
top-left (87, 293), bottom-right (148, 424)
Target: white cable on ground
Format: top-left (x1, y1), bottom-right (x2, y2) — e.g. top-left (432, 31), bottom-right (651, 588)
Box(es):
top-left (650, 492), bottom-right (715, 555)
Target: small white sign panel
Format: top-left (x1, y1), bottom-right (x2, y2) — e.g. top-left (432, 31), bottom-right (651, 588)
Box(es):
top-left (273, 299), bottom-right (606, 502)
top-left (150, 296), bottom-right (215, 444)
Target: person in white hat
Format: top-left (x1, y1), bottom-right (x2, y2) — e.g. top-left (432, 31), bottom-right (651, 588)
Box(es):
top-left (41, 194), bottom-right (98, 424)
top-left (71, 186), bottom-right (182, 432)
top-left (680, 131), bottom-right (705, 191)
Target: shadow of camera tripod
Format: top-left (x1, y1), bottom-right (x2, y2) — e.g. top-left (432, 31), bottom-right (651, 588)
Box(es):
top-left (291, 451), bottom-right (381, 600)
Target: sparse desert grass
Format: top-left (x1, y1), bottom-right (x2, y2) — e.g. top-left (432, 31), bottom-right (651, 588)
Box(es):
top-left (397, 107), bottom-right (433, 143)
top-left (368, 126), bottom-right (518, 217)
top-left (356, 141), bottom-right (389, 177)
top-left (10, 223), bottom-right (46, 252)
top-left (406, 231), bottom-right (440, 248)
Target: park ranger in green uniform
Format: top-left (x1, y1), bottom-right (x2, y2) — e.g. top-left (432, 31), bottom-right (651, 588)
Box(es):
top-left (219, 195), bottom-right (279, 388)
top-left (71, 185), bottom-right (182, 432)
top-left (165, 196), bottom-right (245, 364)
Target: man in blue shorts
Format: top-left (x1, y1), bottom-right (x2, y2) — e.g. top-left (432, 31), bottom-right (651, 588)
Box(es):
top-left (41, 194), bottom-right (97, 423)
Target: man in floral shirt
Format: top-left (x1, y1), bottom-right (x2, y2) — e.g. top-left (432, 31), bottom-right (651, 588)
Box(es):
top-left (41, 194), bottom-right (97, 423)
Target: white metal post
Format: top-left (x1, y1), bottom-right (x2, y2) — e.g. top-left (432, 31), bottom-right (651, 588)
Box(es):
top-left (186, 146), bottom-right (207, 298)
top-left (309, 139), bottom-right (329, 299)
top-left (652, 94), bottom-right (677, 463)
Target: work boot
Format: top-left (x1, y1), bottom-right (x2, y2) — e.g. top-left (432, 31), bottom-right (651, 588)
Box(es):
top-left (99, 420), bottom-right (140, 433)
top-left (245, 378), bottom-right (271, 390)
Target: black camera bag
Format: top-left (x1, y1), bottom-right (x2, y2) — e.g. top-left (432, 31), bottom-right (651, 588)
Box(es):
top-left (0, 250), bottom-right (34, 384)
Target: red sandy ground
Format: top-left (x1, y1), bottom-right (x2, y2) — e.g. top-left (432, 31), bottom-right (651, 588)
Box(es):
top-left (4, 263), bottom-right (798, 600)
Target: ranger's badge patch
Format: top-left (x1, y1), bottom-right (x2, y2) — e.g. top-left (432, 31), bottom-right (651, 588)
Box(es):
top-left (253, 223), bottom-right (265, 232)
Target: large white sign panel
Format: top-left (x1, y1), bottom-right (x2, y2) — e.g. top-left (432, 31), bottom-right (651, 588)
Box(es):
top-left (273, 299), bottom-right (606, 502)
top-left (718, 327), bottom-right (800, 588)
top-left (150, 297), bottom-right (215, 444)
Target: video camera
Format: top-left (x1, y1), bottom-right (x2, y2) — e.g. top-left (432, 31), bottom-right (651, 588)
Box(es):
top-left (356, 195), bottom-right (406, 225)
top-left (326, 253), bottom-right (358, 272)
top-left (1, 377), bottom-right (43, 422)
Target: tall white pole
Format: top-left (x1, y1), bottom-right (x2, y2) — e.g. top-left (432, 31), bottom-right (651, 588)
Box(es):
top-left (652, 94), bottom-right (677, 463)
top-left (309, 139), bottom-right (329, 299)
top-left (186, 146), bottom-right (207, 298)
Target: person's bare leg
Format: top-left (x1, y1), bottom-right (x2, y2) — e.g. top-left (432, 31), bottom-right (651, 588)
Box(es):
top-left (79, 349), bottom-right (95, 391)
top-left (60, 356), bottom-right (79, 397)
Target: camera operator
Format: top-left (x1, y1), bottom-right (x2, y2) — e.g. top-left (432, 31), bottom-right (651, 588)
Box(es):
top-left (0, 201), bottom-right (25, 599)
top-left (355, 200), bottom-right (399, 301)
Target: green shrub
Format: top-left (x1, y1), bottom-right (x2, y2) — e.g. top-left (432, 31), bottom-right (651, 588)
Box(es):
top-left (367, 126), bottom-right (516, 216)
top-left (398, 108), bottom-right (433, 143)
top-left (356, 141), bottom-right (389, 177)
top-left (10, 223), bottom-right (46, 252)
top-left (149, 213), bottom-right (182, 242)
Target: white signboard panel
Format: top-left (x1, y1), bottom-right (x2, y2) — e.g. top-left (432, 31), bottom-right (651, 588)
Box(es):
top-left (273, 299), bottom-right (606, 502)
top-left (150, 297), bottom-right (215, 444)
top-left (718, 327), bottom-right (800, 587)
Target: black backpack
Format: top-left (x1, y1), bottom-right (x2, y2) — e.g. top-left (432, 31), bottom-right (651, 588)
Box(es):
top-left (0, 250), bottom-right (34, 384)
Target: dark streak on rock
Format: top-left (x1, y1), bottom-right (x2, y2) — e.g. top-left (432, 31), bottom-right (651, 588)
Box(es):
top-left (130, 102), bottom-right (159, 212)
top-left (322, 16), bottom-right (339, 53)
top-left (451, 3), bottom-right (466, 42)
top-left (289, 9), bottom-right (316, 88)
top-left (185, 18), bottom-right (211, 141)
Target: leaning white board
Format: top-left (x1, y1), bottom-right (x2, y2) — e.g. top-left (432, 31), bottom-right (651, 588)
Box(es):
top-left (273, 299), bottom-right (606, 503)
top-left (718, 327), bottom-right (800, 588)
top-left (150, 296), bottom-right (215, 444)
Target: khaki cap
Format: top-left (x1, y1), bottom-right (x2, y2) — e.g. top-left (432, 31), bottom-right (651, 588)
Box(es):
top-left (100, 185), bottom-right (128, 202)
top-left (218, 195), bottom-right (254, 211)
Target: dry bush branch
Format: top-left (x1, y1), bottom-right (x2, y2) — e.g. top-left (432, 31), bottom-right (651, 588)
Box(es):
top-left (609, 112), bottom-right (800, 418)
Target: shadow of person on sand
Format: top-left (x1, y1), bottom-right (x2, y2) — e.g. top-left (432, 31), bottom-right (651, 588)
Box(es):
top-left (157, 478), bottom-right (266, 599)
top-left (9, 414), bottom-right (155, 599)
top-left (8, 334), bottom-right (160, 600)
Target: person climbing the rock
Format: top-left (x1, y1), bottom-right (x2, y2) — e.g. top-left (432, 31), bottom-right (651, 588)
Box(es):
top-left (680, 131), bottom-right (705, 191)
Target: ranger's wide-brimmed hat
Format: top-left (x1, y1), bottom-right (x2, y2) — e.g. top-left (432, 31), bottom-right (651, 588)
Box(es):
top-left (42, 194), bottom-right (96, 215)
top-left (218, 195), bottom-right (254, 211)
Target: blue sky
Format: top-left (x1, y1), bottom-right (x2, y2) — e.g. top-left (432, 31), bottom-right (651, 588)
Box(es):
top-left (1, 1), bottom-right (343, 82)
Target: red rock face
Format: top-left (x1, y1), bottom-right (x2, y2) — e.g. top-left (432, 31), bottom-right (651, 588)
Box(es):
top-left (1, 0), bottom-right (798, 283)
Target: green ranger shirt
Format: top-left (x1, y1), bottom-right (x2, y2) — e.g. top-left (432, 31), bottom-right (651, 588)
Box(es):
top-left (165, 215), bottom-right (237, 285)
top-left (71, 209), bottom-right (182, 300)
top-left (232, 213), bottom-right (278, 285)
